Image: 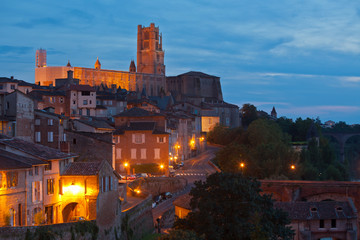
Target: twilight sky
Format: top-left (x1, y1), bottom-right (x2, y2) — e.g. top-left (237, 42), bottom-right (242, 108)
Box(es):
top-left (1, 0), bottom-right (360, 124)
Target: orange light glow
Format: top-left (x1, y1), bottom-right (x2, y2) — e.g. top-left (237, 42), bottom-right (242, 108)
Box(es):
top-left (290, 164), bottom-right (296, 170)
top-left (124, 162), bottom-right (129, 168)
top-left (200, 137), bottom-right (205, 141)
top-left (160, 164), bottom-right (164, 169)
top-left (135, 189), bottom-right (141, 194)
top-left (63, 183), bottom-right (82, 195)
top-left (240, 162), bottom-right (245, 168)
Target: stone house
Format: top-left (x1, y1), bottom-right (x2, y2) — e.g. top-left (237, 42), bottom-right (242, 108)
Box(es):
top-left (60, 160), bottom-right (120, 225)
top-left (34, 109), bottom-right (68, 151)
top-left (0, 149), bottom-right (47, 227)
top-left (275, 200), bottom-right (358, 240)
top-left (4, 90), bottom-right (34, 142)
top-left (0, 136), bottom-right (77, 224)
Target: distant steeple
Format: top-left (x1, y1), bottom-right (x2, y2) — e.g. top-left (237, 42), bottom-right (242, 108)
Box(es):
top-left (66, 60), bottom-right (71, 67)
top-left (95, 57), bottom-right (101, 69)
top-left (271, 106), bottom-right (277, 119)
top-left (129, 60), bottom-right (136, 72)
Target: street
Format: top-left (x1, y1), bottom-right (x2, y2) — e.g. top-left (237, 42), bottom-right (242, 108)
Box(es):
top-left (152, 145), bottom-right (219, 225)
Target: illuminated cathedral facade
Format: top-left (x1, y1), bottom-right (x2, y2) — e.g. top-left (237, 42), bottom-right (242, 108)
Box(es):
top-left (35, 23), bottom-right (166, 96)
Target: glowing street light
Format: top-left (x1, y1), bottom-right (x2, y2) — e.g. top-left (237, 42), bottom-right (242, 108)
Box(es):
top-left (240, 162), bottom-right (245, 168)
top-left (290, 164), bottom-right (296, 170)
top-left (135, 189), bottom-right (141, 194)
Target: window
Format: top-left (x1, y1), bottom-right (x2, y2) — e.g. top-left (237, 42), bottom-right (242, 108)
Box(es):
top-left (45, 162), bottom-right (52, 171)
top-left (83, 100), bottom-right (88, 105)
top-left (35, 119), bottom-right (40, 125)
top-left (115, 136), bottom-right (120, 144)
top-left (48, 119), bottom-right (53, 126)
top-left (131, 149), bottom-right (137, 159)
top-left (59, 180), bottom-right (62, 194)
top-left (32, 182), bottom-right (42, 203)
top-left (154, 148), bottom-right (160, 159)
top-left (132, 133), bottom-right (145, 144)
top-left (319, 219), bottom-right (324, 228)
top-left (331, 219), bottom-right (336, 228)
top-left (35, 132), bottom-right (41, 142)
top-left (141, 149), bottom-right (146, 159)
top-left (47, 132), bottom-right (53, 142)
top-left (73, 100), bottom-right (76, 105)
top-left (81, 91), bottom-right (90, 96)
top-left (11, 84), bottom-right (15, 90)
top-left (29, 169), bottom-right (33, 176)
top-left (157, 137), bottom-right (166, 143)
top-left (87, 109), bottom-right (90, 116)
top-left (63, 133), bottom-right (66, 142)
top-left (116, 148), bottom-right (122, 159)
top-left (0, 85), bottom-right (3, 90)
top-left (79, 109), bottom-right (82, 115)
top-left (47, 179), bottom-right (54, 195)
top-left (60, 98), bottom-right (64, 103)
top-left (73, 138), bottom-right (77, 144)
top-left (34, 166), bottom-right (39, 175)
top-left (6, 172), bottom-right (18, 188)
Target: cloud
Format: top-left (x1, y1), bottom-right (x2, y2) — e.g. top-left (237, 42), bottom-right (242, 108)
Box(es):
top-left (14, 17), bottom-right (62, 29)
top-left (0, 45), bottom-right (33, 56)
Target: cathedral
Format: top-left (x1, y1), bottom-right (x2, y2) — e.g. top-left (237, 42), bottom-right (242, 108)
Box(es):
top-left (35, 23), bottom-right (166, 97)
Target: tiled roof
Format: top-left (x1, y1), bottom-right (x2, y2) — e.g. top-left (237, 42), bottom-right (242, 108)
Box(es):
top-left (0, 77), bottom-right (18, 83)
top-left (68, 85), bottom-right (95, 92)
top-left (0, 136), bottom-right (77, 161)
top-left (274, 201), bottom-right (357, 220)
top-left (113, 107), bottom-right (163, 118)
top-left (75, 118), bottom-right (115, 130)
top-left (173, 194), bottom-right (192, 210)
top-left (123, 122), bottom-right (155, 131)
top-left (0, 149), bottom-right (47, 170)
top-left (152, 129), bottom-right (169, 135)
top-left (68, 131), bottom-right (114, 144)
top-left (61, 161), bottom-right (103, 176)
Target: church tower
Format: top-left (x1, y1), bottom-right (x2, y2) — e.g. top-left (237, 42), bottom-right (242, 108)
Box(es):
top-left (137, 23), bottom-right (165, 75)
top-left (95, 57), bottom-right (101, 69)
top-left (36, 49), bottom-right (47, 67)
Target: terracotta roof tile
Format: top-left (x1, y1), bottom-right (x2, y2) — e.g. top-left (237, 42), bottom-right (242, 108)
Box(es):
top-left (0, 136), bottom-right (77, 161)
top-left (61, 161), bottom-right (103, 176)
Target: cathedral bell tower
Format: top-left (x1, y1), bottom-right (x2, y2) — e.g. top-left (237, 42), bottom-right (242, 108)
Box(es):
top-left (137, 23), bottom-right (165, 75)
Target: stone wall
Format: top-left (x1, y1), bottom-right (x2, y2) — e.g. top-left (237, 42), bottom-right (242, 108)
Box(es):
top-left (129, 177), bottom-right (187, 196)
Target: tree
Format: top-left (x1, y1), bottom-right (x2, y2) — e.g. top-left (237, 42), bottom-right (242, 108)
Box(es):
top-left (241, 104), bottom-right (258, 127)
top-left (174, 173), bottom-right (294, 240)
top-left (159, 229), bottom-right (204, 240)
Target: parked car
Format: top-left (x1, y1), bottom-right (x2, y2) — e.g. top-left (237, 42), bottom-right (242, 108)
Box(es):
top-left (160, 192), bottom-right (173, 200)
top-left (153, 195), bottom-right (162, 205)
top-left (135, 173), bottom-right (148, 178)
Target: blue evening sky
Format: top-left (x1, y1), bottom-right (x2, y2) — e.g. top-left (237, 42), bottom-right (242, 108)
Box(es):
top-left (1, 0), bottom-right (360, 124)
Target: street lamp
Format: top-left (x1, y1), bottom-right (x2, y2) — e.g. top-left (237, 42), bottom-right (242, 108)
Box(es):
top-left (160, 164), bottom-right (164, 176)
top-left (240, 162), bottom-right (245, 174)
top-left (124, 162), bottom-right (129, 202)
top-left (290, 164), bottom-right (296, 170)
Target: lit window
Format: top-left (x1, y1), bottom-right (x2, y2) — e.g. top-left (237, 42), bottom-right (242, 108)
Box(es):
top-left (47, 179), bottom-right (54, 195)
top-left (48, 119), bottom-right (53, 126)
top-left (133, 133), bottom-right (145, 144)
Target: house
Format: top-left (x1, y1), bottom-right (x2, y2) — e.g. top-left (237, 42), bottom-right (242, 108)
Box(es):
top-left (0, 136), bottom-right (77, 224)
top-left (0, 149), bottom-right (47, 226)
top-left (4, 90), bottom-right (35, 142)
top-left (71, 118), bottom-right (115, 133)
top-left (275, 200), bottom-right (358, 240)
top-left (60, 161), bottom-right (120, 225)
top-left (34, 109), bottom-right (69, 151)
top-left (113, 121), bottom-right (169, 176)
top-left (173, 193), bottom-right (191, 219)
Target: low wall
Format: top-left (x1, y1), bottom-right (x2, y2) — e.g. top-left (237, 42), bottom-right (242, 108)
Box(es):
top-left (129, 177), bottom-right (187, 196)
top-left (122, 195), bottom-right (154, 240)
top-left (0, 220), bottom-right (99, 240)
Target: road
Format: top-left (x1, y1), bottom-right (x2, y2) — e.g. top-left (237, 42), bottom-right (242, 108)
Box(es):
top-left (152, 145), bottom-right (219, 225)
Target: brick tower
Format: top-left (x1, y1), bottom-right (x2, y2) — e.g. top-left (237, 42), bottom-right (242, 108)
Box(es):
top-left (137, 23), bottom-right (165, 75)
top-left (36, 49), bottom-right (47, 67)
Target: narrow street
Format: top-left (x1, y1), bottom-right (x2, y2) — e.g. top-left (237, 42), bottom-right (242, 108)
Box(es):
top-left (152, 145), bottom-right (219, 226)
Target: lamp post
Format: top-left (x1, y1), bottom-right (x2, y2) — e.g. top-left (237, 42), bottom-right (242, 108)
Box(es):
top-left (240, 162), bottom-right (245, 174)
top-left (124, 162), bottom-right (129, 202)
top-left (160, 164), bottom-right (164, 176)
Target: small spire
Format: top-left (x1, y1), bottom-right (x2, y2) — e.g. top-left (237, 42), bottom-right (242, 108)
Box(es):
top-left (95, 57), bottom-right (101, 69)
top-left (66, 60), bottom-right (71, 67)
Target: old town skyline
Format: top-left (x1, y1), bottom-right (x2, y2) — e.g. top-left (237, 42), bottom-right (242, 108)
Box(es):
top-left (1, 0), bottom-right (360, 123)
